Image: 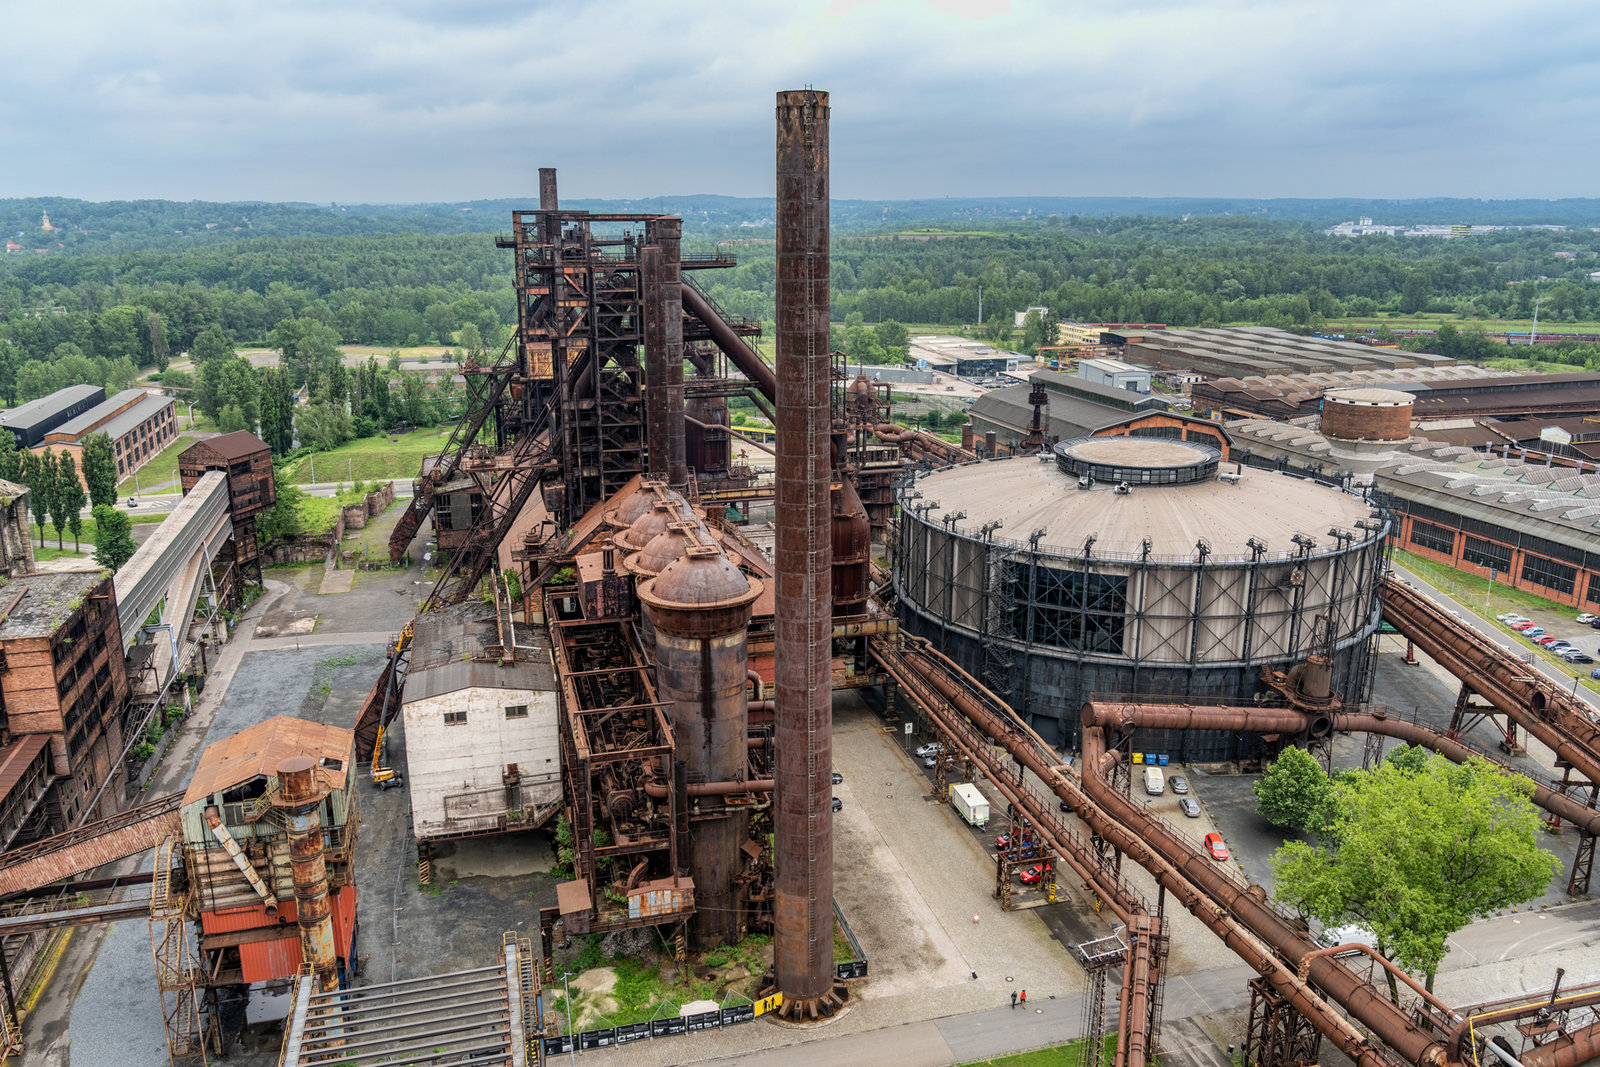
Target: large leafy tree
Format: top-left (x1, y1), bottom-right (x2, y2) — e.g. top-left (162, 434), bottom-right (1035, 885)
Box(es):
top-left (197, 354), bottom-right (260, 430)
top-left (189, 324), bottom-right (236, 366)
top-left (1272, 753), bottom-right (1558, 1000)
top-left (0, 429), bottom-right (20, 486)
top-left (92, 504), bottom-right (137, 570)
top-left (80, 432), bottom-right (118, 510)
top-left (1253, 745), bottom-right (1335, 834)
top-left (271, 316), bottom-right (342, 386)
top-left (295, 399), bottom-right (353, 452)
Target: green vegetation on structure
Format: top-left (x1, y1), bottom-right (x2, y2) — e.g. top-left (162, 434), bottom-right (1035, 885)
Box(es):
top-left (551, 932), bottom-right (771, 1033)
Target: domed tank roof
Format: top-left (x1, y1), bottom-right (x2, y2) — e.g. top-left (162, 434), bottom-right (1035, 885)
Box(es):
top-left (648, 550), bottom-right (756, 608)
top-left (609, 483), bottom-right (658, 530)
top-left (617, 497), bottom-right (685, 552)
top-left (630, 522), bottom-right (697, 578)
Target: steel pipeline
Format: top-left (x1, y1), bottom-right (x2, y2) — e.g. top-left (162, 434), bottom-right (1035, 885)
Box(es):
top-left (1382, 577), bottom-right (1600, 786)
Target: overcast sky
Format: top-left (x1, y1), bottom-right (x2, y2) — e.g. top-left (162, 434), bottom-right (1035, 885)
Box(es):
top-left (4, 0), bottom-right (1597, 203)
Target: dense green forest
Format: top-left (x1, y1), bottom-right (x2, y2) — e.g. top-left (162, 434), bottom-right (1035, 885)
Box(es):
top-left (5, 198), bottom-right (1600, 416)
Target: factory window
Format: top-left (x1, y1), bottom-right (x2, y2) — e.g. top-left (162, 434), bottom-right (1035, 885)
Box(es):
top-left (1521, 554), bottom-right (1576, 597)
top-left (505, 705), bottom-right (528, 719)
top-left (1407, 519), bottom-right (1455, 556)
top-left (444, 710), bottom-right (467, 726)
top-left (1008, 563), bottom-right (1127, 655)
top-left (1587, 575), bottom-right (1600, 607)
top-left (1462, 536), bottom-right (1512, 574)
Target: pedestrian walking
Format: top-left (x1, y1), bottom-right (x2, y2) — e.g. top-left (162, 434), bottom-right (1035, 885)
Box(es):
top-left (1011, 991), bottom-right (1018, 1009)
top-left (1020, 989), bottom-right (1027, 1006)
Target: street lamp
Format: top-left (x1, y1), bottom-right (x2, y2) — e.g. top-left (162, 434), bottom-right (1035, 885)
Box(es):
top-left (289, 609), bottom-right (303, 651)
top-left (562, 971), bottom-right (577, 1065)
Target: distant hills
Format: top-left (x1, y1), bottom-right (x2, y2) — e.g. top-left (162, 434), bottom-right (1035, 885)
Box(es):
top-left (4, 194), bottom-right (1599, 256)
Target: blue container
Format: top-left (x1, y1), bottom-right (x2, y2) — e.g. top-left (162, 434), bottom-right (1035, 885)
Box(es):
top-left (1157, 754), bottom-right (1169, 766)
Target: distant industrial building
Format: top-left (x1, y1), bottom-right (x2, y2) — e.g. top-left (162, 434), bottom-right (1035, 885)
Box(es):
top-left (1078, 357), bottom-right (1150, 394)
top-left (1191, 365), bottom-right (1507, 421)
top-left (37, 387), bottom-right (178, 484)
top-left (1375, 452), bottom-right (1600, 609)
top-left (1119, 326), bottom-right (1458, 380)
top-left (0, 385), bottom-right (105, 449)
top-left (967, 368), bottom-right (1169, 449)
top-left (909, 336), bottom-right (1016, 378)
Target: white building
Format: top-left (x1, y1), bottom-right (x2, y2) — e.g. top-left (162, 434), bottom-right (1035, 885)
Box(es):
top-left (1078, 357), bottom-right (1151, 394)
top-left (401, 617), bottom-right (562, 842)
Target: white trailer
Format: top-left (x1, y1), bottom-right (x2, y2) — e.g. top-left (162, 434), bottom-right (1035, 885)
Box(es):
top-left (950, 782), bottom-right (990, 827)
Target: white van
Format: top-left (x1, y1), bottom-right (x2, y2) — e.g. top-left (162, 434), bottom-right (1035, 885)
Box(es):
top-left (1143, 766), bottom-right (1165, 796)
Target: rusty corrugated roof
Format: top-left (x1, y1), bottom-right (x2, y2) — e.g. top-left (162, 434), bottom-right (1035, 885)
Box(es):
top-left (0, 734), bottom-right (49, 805)
top-left (181, 430), bottom-right (269, 462)
top-left (183, 716), bottom-right (354, 806)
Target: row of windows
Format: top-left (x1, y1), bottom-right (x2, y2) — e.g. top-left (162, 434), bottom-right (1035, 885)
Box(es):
top-left (1461, 535), bottom-right (1513, 573)
top-left (1521, 555), bottom-right (1578, 597)
top-left (1408, 518), bottom-right (1456, 555)
top-left (443, 705), bottom-right (529, 726)
top-left (1402, 500), bottom-right (1600, 573)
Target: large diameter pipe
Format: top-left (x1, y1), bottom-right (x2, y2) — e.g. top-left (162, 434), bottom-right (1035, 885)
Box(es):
top-left (1523, 1017), bottom-right (1600, 1067)
top-left (1335, 711), bottom-right (1600, 837)
top-left (885, 655), bottom-right (1409, 1067)
top-left (1077, 724), bottom-right (1438, 1067)
top-left (277, 756), bottom-right (338, 993)
top-left (772, 87), bottom-right (836, 1015)
top-left (681, 283), bottom-right (778, 402)
top-left (1382, 577), bottom-right (1600, 785)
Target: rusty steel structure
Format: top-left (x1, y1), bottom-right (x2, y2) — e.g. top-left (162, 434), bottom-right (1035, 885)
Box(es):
top-left (636, 523), bottom-right (763, 948)
top-left (768, 87), bottom-right (847, 1021)
top-left (275, 757), bottom-right (339, 993)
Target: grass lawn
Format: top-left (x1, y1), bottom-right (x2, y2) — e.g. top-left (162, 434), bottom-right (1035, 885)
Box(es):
top-left (125, 432), bottom-right (204, 493)
top-left (1389, 548), bottom-right (1600, 696)
top-left (278, 426), bottom-right (454, 487)
top-left (960, 1036), bottom-right (1115, 1066)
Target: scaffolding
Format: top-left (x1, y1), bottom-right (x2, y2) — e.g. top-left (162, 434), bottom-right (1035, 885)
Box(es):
top-left (1073, 931), bottom-right (1128, 1067)
top-left (1243, 974), bottom-right (1324, 1067)
top-left (148, 837), bottom-right (214, 1067)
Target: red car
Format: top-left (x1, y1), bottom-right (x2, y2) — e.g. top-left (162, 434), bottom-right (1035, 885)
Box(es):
top-left (1204, 832), bottom-right (1229, 862)
top-left (1511, 621), bottom-right (1537, 631)
top-left (1018, 863), bottom-right (1052, 886)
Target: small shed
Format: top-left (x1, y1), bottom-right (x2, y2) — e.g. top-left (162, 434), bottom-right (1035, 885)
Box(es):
top-left (401, 616), bottom-right (561, 842)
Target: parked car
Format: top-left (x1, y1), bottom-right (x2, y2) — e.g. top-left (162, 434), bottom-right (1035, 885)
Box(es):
top-left (1498, 612), bottom-right (1523, 622)
top-left (914, 743), bottom-right (942, 758)
top-left (1319, 924), bottom-right (1378, 956)
top-left (1590, 618), bottom-right (1600, 629)
top-left (1512, 621), bottom-right (1538, 631)
top-left (1018, 863), bottom-right (1052, 886)
top-left (1179, 797), bottom-right (1201, 818)
top-left (1203, 832), bottom-right (1229, 861)
top-left (1565, 653), bottom-right (1594, 664)
top-left (831, 771), bottom-right (843, 784)
top-left (1592, 667), bottom-right (1600, 681)
top-left (1536, 635), bottom-right (1562, 647)
top-left (1545, 639), bottom-right (1573, 650)
top-left (1577, 613), bottom-right (1597, 624)
top-left (831, 797), bottom-right (842, 813)
top-left (995, 832), bottom-right (1013, 851)
top-left (1169, 775), bottom-right (1190, 795)
top-left (1524, 627), bottom-right (1547, 638)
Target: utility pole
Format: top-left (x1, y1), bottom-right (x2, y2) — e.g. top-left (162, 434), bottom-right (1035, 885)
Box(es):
top-left (977, 285), bottom-right (983, 329)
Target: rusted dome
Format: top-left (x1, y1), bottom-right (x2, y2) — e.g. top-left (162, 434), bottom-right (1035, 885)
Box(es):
top-left (649, 551), bottom-right (756, 607)
top-left (629, 522), bottom-right (698, 578)
top-left (617, 497), bottom-right (685, 552)
top-left (608, 482), bottom-right (658, 530)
